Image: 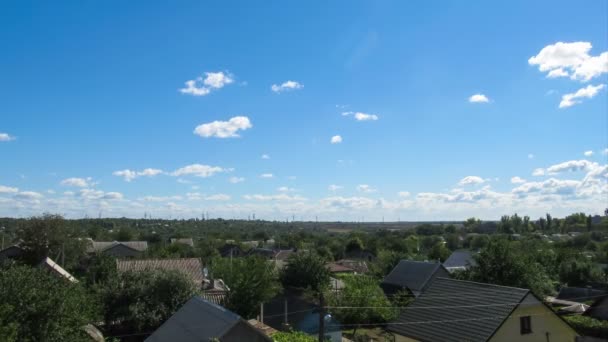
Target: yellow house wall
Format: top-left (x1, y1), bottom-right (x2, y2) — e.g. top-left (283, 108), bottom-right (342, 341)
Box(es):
top-left (490, 294), bottom-right (578, 342)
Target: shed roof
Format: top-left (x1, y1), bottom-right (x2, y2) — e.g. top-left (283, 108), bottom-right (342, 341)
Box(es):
top-left (388, 278), bottom-right (530, 342)
top-left (382, 260), bottom-right (447, 292)
top-left (443, 250), bottom-right (476, 270)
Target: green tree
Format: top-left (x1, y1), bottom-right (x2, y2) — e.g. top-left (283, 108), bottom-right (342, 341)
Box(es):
top-left (345, 237), bottom-right (364, 254)
top-left (0, 265), bottom-right (95, 341)
top-left (327, 276), bottom-right (396, 336)
top-left (100, 269), bottom-right (197, 333)
top-left (559, 258), bottom-right (605, 287)
top-left (372, 249), bottom-right (409, 278)
top-left (214, 256), bottom-right (280, 318)
top-left (428, 243), bottom-right (450, 262)
top-left (281, 252), bottom-right (331, 293)
top-left (0, 304), bottom-right (18, 342)
top-left (272, 330), bottom-right (316, 342)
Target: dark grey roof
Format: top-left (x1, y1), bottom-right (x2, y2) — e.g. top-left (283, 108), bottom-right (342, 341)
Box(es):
top-left (145, 296), bottom-right (270, 342)
top-left (382, 260), bottom-right (447, 292)
top-left (87, 241), bottom-right (148, 253)
top-left (557, 287), bottom-right (607, 303)
top-left (389, 278), bottom-right (529, 342)
top-left (443, 251), bottom-right (477, 270)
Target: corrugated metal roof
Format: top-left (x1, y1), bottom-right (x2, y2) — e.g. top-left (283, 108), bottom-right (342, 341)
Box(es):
top-left (388, 278), bottom-right (529, 342)
top-left (382, 260), bottom-right (446, 292)
top-left (116, 258), bottom-right (204, 284)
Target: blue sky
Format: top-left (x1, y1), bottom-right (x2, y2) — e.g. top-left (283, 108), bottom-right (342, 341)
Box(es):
top-left (1, 1), bottom-right (607, 220)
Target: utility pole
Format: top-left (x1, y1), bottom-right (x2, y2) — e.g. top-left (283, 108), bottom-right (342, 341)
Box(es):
top-left (318, 292), bottom-right (325, 342)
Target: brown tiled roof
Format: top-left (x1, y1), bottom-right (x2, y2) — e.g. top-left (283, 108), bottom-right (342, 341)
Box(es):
top-left (116, 258), bottom-right (203, 284)
top-left (326, 262), bottom-right (355, 273)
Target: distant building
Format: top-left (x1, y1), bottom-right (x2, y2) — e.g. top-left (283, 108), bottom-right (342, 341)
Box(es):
top-left (556, 287), bottom-right (607, 303)
top-left (145, 296), bottom-right (271, 342)
top-left (0, 245), bottom-right (78, 282)
top-left (443, 250), bottom-right (477, 273)
top-left (87, 240), bottom-right (148, 258)
top-left (170, 238), bottom-right (194, 247)
top-left (219, 244), bottom-right (246, 258)
top-left (381, 260), bottom-right (450, 297)
top-left (326, 259), bottom-right (369, 274)
top-left (584, 295), bottom-right (608, 321)
top-left (388, 278), bottom-right (578, 342)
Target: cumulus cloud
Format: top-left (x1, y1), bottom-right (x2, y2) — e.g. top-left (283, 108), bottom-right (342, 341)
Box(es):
top-left (546, 159), bottom-right (598, 174)
top-left (261, 154), bottom-right (270, 159)
top-left (398, 191), bottom-right (410, 197)
top-left (60, 177), bottom-right (92, 187)
top-left (277, 186), bottom-right (295, 192)
top-left (328, 184), bottom-right (343, 192)
top-left (584, 150), bottom-right (594, 157)
top-left (194, 116), bottom-right (252, 138)
top-left (342, 112), bottom-right (379, 121)
top-left (271, 80), bottom-right (303, 93)
top-left (559, 84), bottom-right (605, 108)
top-left (14, 191), bottom-right (44, 201)
top-left (532, 168), bottom-right (545, 176)
top-left (205, 194), bottom-right (231, 201)
top-left (468, 94), bottom-right (490, 103)
top-left (260, 173), bottom-right (274, 179)
top-left (529, 42), bottom-right (608, 82)
top-left (357, 184), bottom-right (377, 193)
top-left (78, 189), bottom-right (123, 201)
top-left (0, 185), bottom-right (18, 194)
top-left (113, 168), bottom-right (163, 182)
top-left (243, 194), bottom-right (307, 201)
top-left (172, 164), bottom-right (229, 178)
top-left (512, 178), bottom-right (580, 196)
top-left (330, 135), bottom-right (343, 144)
top-left (179, 71), bottom-right (234, 96)
top-left (511, 176), bottom-right (526, 184)
top-left (319, 196), bottom-right (377, 210)
top-left (603, 148), bottom-right (608, 155)
top-left (0, 133), bottom-right (15, 142)
top-left (458, 176), bottom-right (485, 186)
top-left (229, 176), bottom-right (245, 184)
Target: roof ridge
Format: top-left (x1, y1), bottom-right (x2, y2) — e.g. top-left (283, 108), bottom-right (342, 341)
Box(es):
top-left (434, 277), bottom-right (530, 292)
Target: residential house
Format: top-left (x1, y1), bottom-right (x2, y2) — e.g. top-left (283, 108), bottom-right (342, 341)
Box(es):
top-left (584, 296), bottom-right (608, 321)
top-left (0, 245), bottom-right (25, 261)
top-left (116, 258), bottom-right (204, 288)
top-left (388, 278), bottom-right (578, 342)
top-left (443, 250), bottom-right (477, 273)
top-left (170, 238), bottom-right (194, 247)
top-left (145, 296), bottom-right (271, 342)
top-left (0, 245), bottom-right (78, 282)
top-left (87, 240), bottom-right (148, 258)
top-left (219, 243), bottom-right (246, 258)
top-left (344, 249), bottom-right (376, 262)
top-left (248, 247), bottom-right (277, 259)
top-left (326, 262), bottom-right (356, 274)
top-left (381, 260), bottom-right (450, 297)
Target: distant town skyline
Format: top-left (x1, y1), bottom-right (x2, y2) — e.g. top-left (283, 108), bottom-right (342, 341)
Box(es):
top-left (1, 1), bottom-right (606, 220)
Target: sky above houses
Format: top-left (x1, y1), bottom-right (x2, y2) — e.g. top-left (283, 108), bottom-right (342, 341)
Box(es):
top-left (0, 1), bottom-right (607, 221)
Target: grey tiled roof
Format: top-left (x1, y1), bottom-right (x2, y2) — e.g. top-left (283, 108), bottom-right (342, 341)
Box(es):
top-left (116, 258), bottom-right (204, 285)
top-left (382, 260), bottom-right (447, 292)
top-left (87, 240), bottom-right (148, 253)
top-left (388, 278), bottom-right (529, 342)
top-left (443, 250), bottom-right (477, 270)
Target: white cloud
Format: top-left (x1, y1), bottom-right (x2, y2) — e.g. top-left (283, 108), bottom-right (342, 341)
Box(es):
top-left (529, 42), bottom-right (608, 82)
top-left (468, 94), bottom-right (490, 103)
top-left (584, 150), bottom-right (594, 157)
top-left (243, 194), bottom-right (307, 201)
top-left (357, 184), bottom-right (377, 193)
top-left (103, 192), bottom-right (123, 200)
top-left (328, 184), bottom-right (343, 192)
top-left (229, 176), bottom-right (245, 184)
top-left (546, 159), bottom-right (598, 174)
top-left (0, 133), bottom-right (15, 142)
top-left (342, 112), bottom-right (379, 121)
top-left (205, 194), bottom-right (231, 201)
top-left (603, 148), bottom-right (608, 155)
top-left (511, 176), bottom-right (526, 184)
top-left (277, 186), bottom-right (295, 192)
top-left (532, 168), bottom-right (545, 176)
top-left (271, 80), bottom-right (303, 93)
top-left (319, 196), bottom-right (377, 210)
top-left (194, 116), bottom-right (252, 138)
top-left (0, 185), bottom-right (18, 194)
top-left (261, 154), bottom-right (270, 160)
top-left (398, 191), bottom-right (410, 197)
top-left (60, 177), bottom-right (92, 188)
top-left (113, 168), bottom-right (163, 182)
top-left (330, 135), bottom-right (343, 144)
top-left (512, 178), bottom-right (580, 196)
top-left (559, 84), bottom-right (605, 108)
top-left (528, 154), bottom-right (535, 159)
top-left (458, 176), bottom-right (485, 186)
top-left (179, 71), bottom-right (234, 96)
top-left (172, 164), bottom-right (229, 178)
top-left (14, 191), bottom-right (43, 201)
top-left (139, 195), bottom-right (183, 202)
top-left (260, 173), bottom-right (274, 179)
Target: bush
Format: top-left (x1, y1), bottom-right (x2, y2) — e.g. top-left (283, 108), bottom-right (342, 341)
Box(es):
top-left (563, 315), bottom-right (608, 338)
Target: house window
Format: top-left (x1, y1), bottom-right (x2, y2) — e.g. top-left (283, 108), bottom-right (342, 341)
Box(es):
top-left (520, 316), bottom-right (532, 334)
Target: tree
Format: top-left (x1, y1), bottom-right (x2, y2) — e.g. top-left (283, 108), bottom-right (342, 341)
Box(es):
top-left (213, 256), bottom-right (280, 318)
top-left (273, 330), bottom-right (316, 342)
top-left (100, 269), bottom-right (197, 334)
top-left (281, 252), bottom-right (331, 293)
top-left (345, 237), bottom-right (364, 254)
top-left (463, 218), bottom-right (481, 231)
top-left (372, 249), bottom-right (409, 278)
top-left (327, 276), bottom-right (396, 336)
top-left (0, 265), bottom-right (95, 341)
top-left (445, 234), bottom-right (460, 251)
top-left (428, 242), bottom-right (450, 262)
top-left (468, 239), bottom-right (554, 297)
top-left (559, 258), bottom-right (605, 287)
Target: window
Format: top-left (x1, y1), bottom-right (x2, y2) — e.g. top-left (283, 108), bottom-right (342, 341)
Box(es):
top-left (520, 316), bottom-right (532, 334)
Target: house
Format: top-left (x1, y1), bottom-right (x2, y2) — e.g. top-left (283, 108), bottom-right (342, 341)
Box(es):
top-left (443, 250), bottom-right (476, 273)
top-left (116, 258), bottom-right (204, 288)
top-left (556, 287), bottom-right (607, 303)
top-left (344, 249), bottom-right (376, 262)
top-left (584, 296), bottom-right (608, 321)
top-left (381, 260), bottom-right (450, 297)
top-left (388, 278), bottom-right (578, 342)
top-left (170, 238), bottom-right (194, 247)
top-left (87, 240), bottom-right (148, 258)
top-left (145, 296), bottom-right (271, 342)
top-left (0, 245), bottom-right (25, 261)
top-left (219, 243), bottom-right (246, 258)
top-left (0, 245), bottom-right (78, 282)
top-left (326, 262), bottom-right (356, 274)
top-left (248, 248), bottom-right (277, 259)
